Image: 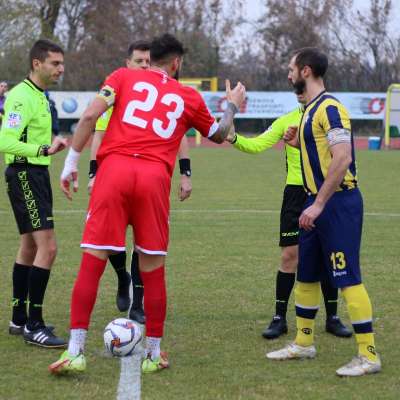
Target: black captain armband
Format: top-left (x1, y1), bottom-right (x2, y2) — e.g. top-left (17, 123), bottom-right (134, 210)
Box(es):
top-left (179, 158), bottom-right (191, 177)
top-left (89, 160), bottom-right (98, 179)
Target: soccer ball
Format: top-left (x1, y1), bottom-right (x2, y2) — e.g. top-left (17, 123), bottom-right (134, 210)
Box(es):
top-left (104, 318), bottom-right (142, 357)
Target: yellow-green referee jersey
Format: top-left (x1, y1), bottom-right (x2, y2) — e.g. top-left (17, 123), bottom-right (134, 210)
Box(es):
top-left (233, 107), bottom-right (303, 185)
top-left (0, 79), bottom-right (51, 165)
top-left (299, 91), bottom-right (357, 195)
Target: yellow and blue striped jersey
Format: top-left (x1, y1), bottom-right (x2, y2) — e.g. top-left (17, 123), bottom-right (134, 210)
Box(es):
top-left (299, 91), bottom-right (357, 195)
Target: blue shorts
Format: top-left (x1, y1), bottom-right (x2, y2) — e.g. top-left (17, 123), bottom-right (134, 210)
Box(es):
top-left (297, 188), bottom-right (363, 288)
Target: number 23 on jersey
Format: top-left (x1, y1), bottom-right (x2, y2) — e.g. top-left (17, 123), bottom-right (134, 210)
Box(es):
top-left (122, 81), bottom-right (184, 139)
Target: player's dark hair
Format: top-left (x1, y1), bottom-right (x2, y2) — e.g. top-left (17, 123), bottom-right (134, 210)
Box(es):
top-left (29, 39), bottom-right (64, 70)
top-left (150, 34), bottom-right (185, 64)
top-left (292, 47), bottom-right (328, 78)
top-left (127, 40), bottom-right (150, 58)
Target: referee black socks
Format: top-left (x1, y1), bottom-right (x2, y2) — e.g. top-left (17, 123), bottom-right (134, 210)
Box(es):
top-left (131, 251), bottom-right (144, 309)
top-left (109, 252), bottom-right (127, 281)
top-left (26, 266), bottom-right (50, 329)
top-left (275, 270), bottom-right (296, 318)
top-left (321, 277), bottom-right (338, 317)
top-left (11, 262), bottom-right (31, 326)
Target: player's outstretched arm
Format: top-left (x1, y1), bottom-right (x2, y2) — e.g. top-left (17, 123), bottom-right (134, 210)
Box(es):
top-left (60, 97), bottom-right (109, 200)
top-left (209, 80), bottom-right (246, 144)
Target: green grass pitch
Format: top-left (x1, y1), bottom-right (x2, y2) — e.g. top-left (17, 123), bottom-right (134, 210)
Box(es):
top-left (0, 147), bottom-right (399, 399)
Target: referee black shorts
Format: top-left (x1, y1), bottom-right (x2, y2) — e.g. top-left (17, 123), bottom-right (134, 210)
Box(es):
top-left (279, 184), bottom-right (307, 247)
top-left (5, 164), bottom-right (54, 234)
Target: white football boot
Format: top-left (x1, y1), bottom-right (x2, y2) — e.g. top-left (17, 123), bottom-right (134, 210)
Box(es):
top-left (336, 355), bottom-right (381, 377)
top-left (266, 342), bottom-right (316, 360)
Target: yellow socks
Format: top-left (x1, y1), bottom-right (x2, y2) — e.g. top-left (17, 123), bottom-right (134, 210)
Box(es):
top-left (294, 282), bottom-right (320, 347)
top-left (342, 284), bottom-right (377, 361)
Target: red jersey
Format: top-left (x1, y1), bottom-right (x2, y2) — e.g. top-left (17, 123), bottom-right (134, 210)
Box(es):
top-left (96, 68), bottom-right (217, 174)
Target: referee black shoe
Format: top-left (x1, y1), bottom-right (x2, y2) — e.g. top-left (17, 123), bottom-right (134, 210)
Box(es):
top-left (262, 315), bottom-right (288, 339)
top-left (9, 321), bottom-right (55, 336)
top-left (116, 272), bottom-right (131, 312)
top-left (326, 315), bottom-right (353, 338)
top-left (23, 326), bottom-right (67, 348)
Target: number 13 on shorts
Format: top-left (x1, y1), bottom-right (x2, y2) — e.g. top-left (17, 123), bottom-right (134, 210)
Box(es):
top-left (330, 251), bottom-right (347, 270)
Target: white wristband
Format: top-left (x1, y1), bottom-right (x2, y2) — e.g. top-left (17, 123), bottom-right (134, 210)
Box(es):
top-left (61, 147), bottom-right (81, 180)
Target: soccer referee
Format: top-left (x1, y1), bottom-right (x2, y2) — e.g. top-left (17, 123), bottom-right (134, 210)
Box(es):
top-left (0, 40), bottom-right (68, 348)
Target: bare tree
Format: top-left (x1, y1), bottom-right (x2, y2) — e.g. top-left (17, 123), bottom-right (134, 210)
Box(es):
top-left (40, 0), bottom-right (62, 39)
top-left (3, 0), bottom-right (397, 93)
top-left (333, 0), bottom-right (400, 90)
top-left (61, 0), bottom-right (131, 89)
top-left (56, 0), bottom-right (91, 52)
top-left (0, 0), bottom-right (41, 82)
top-left (0, 0), bottom-right (39, 45)
top-left (255, 0), bottom-right (347, 89)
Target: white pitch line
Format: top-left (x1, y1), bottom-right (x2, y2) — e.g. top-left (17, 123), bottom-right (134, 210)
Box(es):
top-left (0, 209), bottom-right (399, 217)
top-left (116, 287), bottom-right (144, 400)
top-left (363, 212), bottom-right (400, 217)
top-left (117, 349), bottom-right (142, 400)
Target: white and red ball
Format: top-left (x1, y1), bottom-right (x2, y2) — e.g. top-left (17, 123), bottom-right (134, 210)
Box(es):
top-left (104, 318), bottom-right (142, 357)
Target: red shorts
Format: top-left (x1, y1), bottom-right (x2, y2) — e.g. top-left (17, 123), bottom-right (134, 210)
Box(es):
top-left (81, 154), bottom-right (171, 255)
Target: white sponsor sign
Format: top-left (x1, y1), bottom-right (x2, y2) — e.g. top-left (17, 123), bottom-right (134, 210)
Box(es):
top-left (48, 90), bottom-right (386, 120)
top-left (202, 91), bottom-right (386, 120)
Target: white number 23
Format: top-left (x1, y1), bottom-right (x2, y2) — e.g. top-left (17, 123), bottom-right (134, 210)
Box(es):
top-left (122, 81), bottom-right (184, 139)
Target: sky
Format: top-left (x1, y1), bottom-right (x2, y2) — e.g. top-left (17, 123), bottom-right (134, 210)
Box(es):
top-left (242, 0), bottom-right (400, 33)
top-left (228, 0), bottom-right (400, 60)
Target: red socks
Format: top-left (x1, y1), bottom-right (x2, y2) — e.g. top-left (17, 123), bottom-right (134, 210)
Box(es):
top-left (140, 266), bottom-right (167, 337)
top-left (70, 252), bottom-right (107, 329)
top-left (70, 253), bottom-right (166, 337)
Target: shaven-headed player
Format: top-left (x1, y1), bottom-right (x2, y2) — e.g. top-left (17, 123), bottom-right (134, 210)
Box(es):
top-left (49, 33), bottom-right (246, 375)
top-left (267, 47), bottom-right (381, 377)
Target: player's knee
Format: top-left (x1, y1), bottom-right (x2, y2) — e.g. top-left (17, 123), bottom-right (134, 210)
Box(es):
top-left (18, 246), bottom-right (37, 264)
top-left (138, 253), bottom-right (165, 272)
top-left (295, 281), bottom-right (320, 304)
top-left (281, 246), bottom-right (298, 273)
top-left (45, 242), bottom-right (58, 263)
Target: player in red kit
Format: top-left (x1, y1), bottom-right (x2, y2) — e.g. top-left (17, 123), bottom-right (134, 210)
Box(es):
top-left (49, 34), bottom-right (246, 375)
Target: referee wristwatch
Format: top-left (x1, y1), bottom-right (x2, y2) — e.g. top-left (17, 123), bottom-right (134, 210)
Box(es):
top-left (38, 144), bottom-right (50, 157)
top-left (179, 158), bottom-right (191, 177)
